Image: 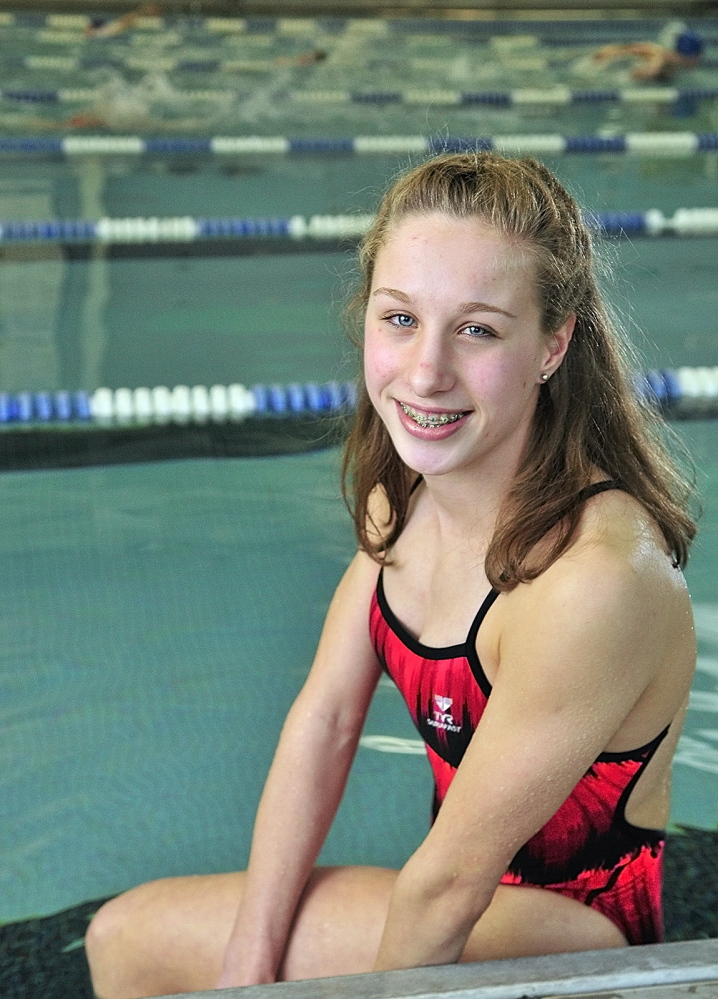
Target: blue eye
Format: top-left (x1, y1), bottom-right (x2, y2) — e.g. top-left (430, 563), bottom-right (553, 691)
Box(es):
top-left (390, 313), bottom-right (415, 328)
top-left (463, 324), bottom-right (493, 339)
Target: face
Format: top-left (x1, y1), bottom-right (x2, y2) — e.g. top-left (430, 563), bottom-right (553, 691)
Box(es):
top-left (364, 212), bottom-right (573, 482)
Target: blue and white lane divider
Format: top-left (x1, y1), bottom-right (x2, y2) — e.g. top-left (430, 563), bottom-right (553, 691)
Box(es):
top-left (2, 209), bottom-right (718, 244)
top-left (6, 12), bottom-right (717, 40)
top-left (3, 133), bottom-right (718, 159)
top-left (295, 87), bottom-right (718, 107)
top-left (7, 13), bottom-right (718, 39)
top-left (0, 214), bottom-right (371, 244)
top-left (0, 381), bottom-right (357, 426)
top-left (638, 367), bottom-right (718, 416)
top-left (5, 84), bottom-right (718, 108)
top-left (1, 370), bottom-right (718, 427)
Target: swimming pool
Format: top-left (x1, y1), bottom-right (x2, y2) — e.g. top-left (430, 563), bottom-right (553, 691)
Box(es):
top-left (1, 11), bottom-right (718, 947)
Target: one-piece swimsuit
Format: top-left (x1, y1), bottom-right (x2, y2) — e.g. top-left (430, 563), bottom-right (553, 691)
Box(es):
top-left (369, 480), bottom-right (668, 945)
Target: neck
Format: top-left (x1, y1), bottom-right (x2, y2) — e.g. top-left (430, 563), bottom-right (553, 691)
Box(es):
top-left (421, 449), bottom-right (522, 555)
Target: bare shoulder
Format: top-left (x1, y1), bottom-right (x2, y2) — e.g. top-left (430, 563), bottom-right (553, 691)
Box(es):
top-left (331, 546), bottom-right (383, 616)
top-left (365, 476), bottom-right (425, 554)
top-left (507, 485), bottom-right (671, 592)
top-left (301, 547), bottom-right (383, 707)
top-left (490, 487), bottom-right (694, 740)
top-left (574, 486), bottom-right (689, 605)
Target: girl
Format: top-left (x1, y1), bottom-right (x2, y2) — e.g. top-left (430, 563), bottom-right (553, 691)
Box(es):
top-left (86, 153), bottom-right (696, 998)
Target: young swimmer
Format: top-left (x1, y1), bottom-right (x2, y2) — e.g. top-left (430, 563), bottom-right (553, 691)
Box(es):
top-left (84, 3), bottom-right (162, 39)
top-left (85, 153), bottom-right (697, 998)
top-left (593, 27), bottom-right (704, 81)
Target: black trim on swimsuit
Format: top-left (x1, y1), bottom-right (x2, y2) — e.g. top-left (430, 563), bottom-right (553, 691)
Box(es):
top-left (377, 568), bottom-right (498, 699)
top-left (377, 480), bottom-right (623, 694)
top-left (376, 570), bottom-right (467, 661)
top-left (613, 726), bottom-right (670, 838)
top-left (466, 590), bottom-right (499, 698)
top-left (597, 727), bottom-right (669, 765)
top-left (574, 479), bottom-right (623, 503)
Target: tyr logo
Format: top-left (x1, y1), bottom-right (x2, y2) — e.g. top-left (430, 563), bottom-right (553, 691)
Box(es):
top-left (433, 695), bottom-right (454, 724)
top-left (428, 694), bottom-right (461, 733)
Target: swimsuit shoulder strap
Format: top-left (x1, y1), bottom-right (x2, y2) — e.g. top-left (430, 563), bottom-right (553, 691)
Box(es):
top-left (574, 478), bottom-right (623, 505)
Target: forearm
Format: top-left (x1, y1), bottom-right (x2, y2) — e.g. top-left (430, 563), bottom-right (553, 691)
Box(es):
top-left (220, 699), bottom-right (361, 983)
top-left (373, 854), bottom-right (496, 972)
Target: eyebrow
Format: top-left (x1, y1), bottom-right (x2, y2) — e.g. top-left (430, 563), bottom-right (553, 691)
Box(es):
top-left (371, 287), bottom-right (517, 319)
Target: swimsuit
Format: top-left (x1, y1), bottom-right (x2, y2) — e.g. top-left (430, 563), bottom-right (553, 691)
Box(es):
top-left (369, 481), bottom-right (667, 946)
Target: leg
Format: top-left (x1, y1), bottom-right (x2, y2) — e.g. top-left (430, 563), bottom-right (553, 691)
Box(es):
top-left (85, 866), bottom-right (398, 999)
top-left (86, 871), bottom-right (626, 999)
top-left (461, 883), bottom-right (627, 963)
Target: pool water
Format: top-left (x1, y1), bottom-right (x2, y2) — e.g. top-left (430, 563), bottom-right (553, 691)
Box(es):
top-left (0, 12), bottom-right (717, 926)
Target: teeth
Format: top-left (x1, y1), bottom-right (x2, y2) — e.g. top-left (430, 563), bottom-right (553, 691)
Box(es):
top-left (400, 403), bottom-right (466, 428)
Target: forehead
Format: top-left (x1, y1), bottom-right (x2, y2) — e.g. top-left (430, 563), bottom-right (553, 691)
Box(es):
top-left (375, 212), bottom-right (533, 273)
top-left (372, 212), bottom-right (538, 306)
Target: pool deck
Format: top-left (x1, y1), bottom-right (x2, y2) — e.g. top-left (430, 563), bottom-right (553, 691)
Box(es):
top-left (164, 940), bottom-right (718, 999)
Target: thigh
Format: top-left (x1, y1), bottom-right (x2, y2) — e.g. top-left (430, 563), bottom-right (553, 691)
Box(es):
top-left (280, 866), bottom-right (398, 980)
top-left (87, 866), bottom-right (398, 998)
top-left (285, 873), bottom-right (626, 976)
top-left (285, 873), bottom-right (626, 977)
top-left (461, 883), bottom-right (628, 963)
top-left (88, 872), bottom-right (626, 998)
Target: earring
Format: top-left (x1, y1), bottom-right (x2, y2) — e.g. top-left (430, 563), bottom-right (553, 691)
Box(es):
top-left (540, 372), bottom-right (550, 382)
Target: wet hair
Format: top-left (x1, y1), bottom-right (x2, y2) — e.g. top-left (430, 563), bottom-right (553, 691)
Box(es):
top-left (341, 152), bottom-right (696, 590)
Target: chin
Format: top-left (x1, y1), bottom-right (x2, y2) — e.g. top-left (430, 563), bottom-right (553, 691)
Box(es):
top-left (392, 441), bottom-right (471, 478)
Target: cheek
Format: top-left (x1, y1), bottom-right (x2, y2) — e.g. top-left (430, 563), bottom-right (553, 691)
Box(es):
top-left (363, 327), bottom-right (396, 395)
top-left (468, 355), bottom-right (516, 394)
top-left (467, 352), bottom-right (536, 402)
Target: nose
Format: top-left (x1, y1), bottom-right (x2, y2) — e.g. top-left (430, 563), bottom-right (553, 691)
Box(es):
top-left (407, 330), bottom-right (456, 398)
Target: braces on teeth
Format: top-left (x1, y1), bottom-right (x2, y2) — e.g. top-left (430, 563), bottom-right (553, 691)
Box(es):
top-left (400, 403), bottom-right (466, 428)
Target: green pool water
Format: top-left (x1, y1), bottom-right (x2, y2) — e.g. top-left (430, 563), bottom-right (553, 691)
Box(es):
top-left (1, 13), bottom-right (718, 926)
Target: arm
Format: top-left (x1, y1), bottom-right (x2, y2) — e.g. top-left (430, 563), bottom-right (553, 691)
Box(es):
top-left (374, 544), bottom-right (682, 970)
top-left (216, 550), bottom-right (382, 988)
top-left (594, 41), bottom-right (663, 64)
top-left (631, 47), bottom-right (680, 80)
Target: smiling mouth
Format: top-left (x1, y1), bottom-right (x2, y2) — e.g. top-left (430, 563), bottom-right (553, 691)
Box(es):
top-left (399, 402), bottom-right (469, 428)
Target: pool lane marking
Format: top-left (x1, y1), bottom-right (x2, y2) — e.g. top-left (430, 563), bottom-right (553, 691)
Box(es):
top-left (361, 728), bottom-right (718, 779)
top-left (61, 937), bottom-right (85, 953)
top-left (693, 603), bottom-right (718, 645)
top-left (360, 735), bottom-right (425, 754)
top-left (675, 735), bottom-right (718, 775)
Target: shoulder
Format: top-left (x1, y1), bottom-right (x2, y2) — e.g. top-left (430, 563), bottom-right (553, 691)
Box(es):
top-left (575, 485), bottom-right (680, 582)
top-left (528, 487), bottom-right (688, 627)
top-left (491, 487), bottom-right (693, 699)
top-left (365, 476), bottom-right (425, 552)
top-left (304, 547), bottom-right (384, 698)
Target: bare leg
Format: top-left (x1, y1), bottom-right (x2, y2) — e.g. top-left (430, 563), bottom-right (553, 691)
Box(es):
top-left (86, 869), bottom-right (626, 999)
top-left (462, 883), bottom-right (627, 962)
top-left (85, 867), bottom-right (397, 999)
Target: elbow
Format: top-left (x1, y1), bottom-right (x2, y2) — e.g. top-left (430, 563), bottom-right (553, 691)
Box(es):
top-left (283, 695), bottom-right (364, 755)
top-left (395, 851), bottom-right (495, 945)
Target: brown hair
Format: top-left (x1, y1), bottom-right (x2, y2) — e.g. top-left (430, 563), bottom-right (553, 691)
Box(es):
top-left (341, 152), bottom-right (696, 589)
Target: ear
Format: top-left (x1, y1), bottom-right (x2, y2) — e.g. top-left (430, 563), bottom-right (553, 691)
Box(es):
top-left (541, 314), bottom-right (575, 378)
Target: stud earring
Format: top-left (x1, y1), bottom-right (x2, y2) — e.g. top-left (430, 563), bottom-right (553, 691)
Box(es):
top-left (540, 372), bottom-right (550, 382)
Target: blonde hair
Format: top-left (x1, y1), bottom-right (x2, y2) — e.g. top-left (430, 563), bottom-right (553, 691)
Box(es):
top-left (342, 152), bottom-right (696, 589)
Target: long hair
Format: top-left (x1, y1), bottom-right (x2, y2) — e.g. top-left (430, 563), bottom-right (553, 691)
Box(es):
top-left (341, 152), bottom-right (696, 589)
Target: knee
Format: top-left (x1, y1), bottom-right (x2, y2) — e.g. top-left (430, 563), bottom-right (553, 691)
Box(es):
top-left (85, 885), bottom-right (157, 999)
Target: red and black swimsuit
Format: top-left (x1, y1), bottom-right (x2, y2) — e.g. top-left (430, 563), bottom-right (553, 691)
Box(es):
top-left (369, 481), bottom-right (668, 946)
